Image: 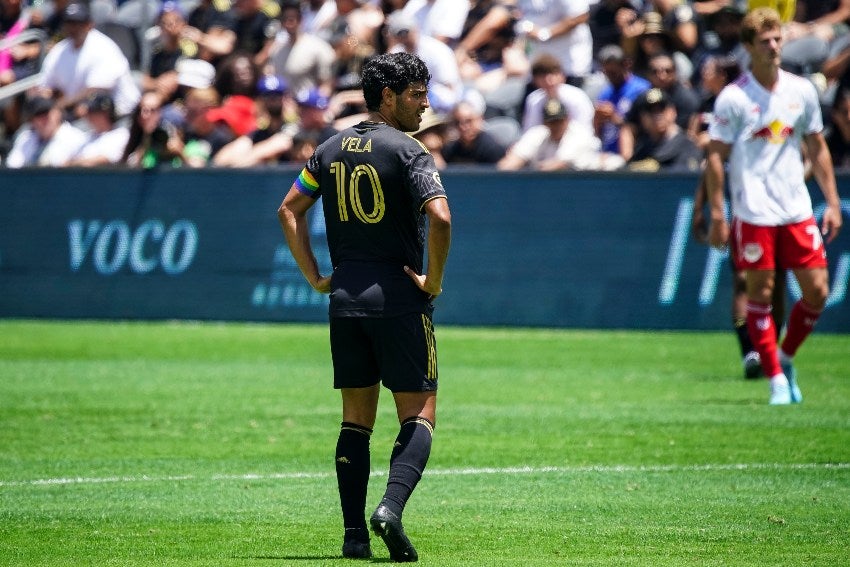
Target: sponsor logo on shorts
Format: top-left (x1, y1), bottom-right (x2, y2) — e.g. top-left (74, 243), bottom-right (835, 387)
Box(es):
top-left (743, 243), bottom-right (763, 263)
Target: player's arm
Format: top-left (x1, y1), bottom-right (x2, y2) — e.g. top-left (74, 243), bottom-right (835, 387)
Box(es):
top-left (691, 171), bottom-right (709, 244)
top-left (404, 196), bottom-right (451, 298)
top-left (277, 185), bottom-right (331, 293)
top-left (704, 138), bottom-right (731, 249)
top-left (804, 131), bottom-right (843, 243)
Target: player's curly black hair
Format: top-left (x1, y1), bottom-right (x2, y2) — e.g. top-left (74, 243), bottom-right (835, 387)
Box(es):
top-left (361, 52), bottom-right (431, 112)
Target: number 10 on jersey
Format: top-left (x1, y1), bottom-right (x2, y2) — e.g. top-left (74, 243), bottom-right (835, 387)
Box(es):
top-left (330, 161), bottom-right (386, 224)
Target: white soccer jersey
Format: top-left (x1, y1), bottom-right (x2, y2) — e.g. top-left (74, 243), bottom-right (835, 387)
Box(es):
top-left (709, 70), bottom-right (822, 226)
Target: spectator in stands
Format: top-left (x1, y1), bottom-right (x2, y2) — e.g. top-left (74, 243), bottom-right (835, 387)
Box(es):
top-left (122, 90), bottom-right (183, 168)
top-left (230, 0), bottom-right (278, 64)
top-left (826, 87), bottom-right (850, 167)
top-left (588, 0), bottom-right (636, 60)
top-left (328, 19), bottom-right (372, 94)
top-left (513, 0), bottom-right (594, 88)
top-left (453, 0), bottom-right (528, 95)
top-left (411, 108), bottom-right (448, 169)
top-left (593, 44), bottom-right (650, 154)
top-left (621, 49), bottom-right (703, 159)
top-left (65, 92), bottom-right (130, 166)
top-left (1, 0), bottom-right (44, 138)
top-left (333, 0), bottom-right (383, 51)
top-left (36, 1), bottom-right (140, 118)
top-left (216, 86), bottom-right (335, 166)
top-left (521, 53), bottom-right (595, 133)
top-left (626, 87), bottom-right (702, 171)
top-left (180, 93), bottom-right (255, 165)
top-left (385, 10), bottom-right (462, 113)
top-left (686, 54), bottom-right (741, 151)
top-left (645, 0), bottom-right (699, 57)
top-left (442, 99), bottom-right (508, 165)
top-left (780, 0), bottom-right (850, 78)
top-left (262, 0), bottom-right (335, 96)
top-left (160, 60), bottom-right (218, 131)
top-left (1, 0), bottom-right (41, 87)
top-left (303, 0), bottom-right (338, 37)
top-left (184, 0), bottom-right (237, 64)
top-left (400, 0), bottom-right (470, 46)
top-left (625, 11), bottom-right (694, 83)
top-left (6, 95), bottom-right (86, 167)
top-left (632, 52), bottom-right (699, 128)
top-left (214, 50), bottom-right (260, 98)
top-left (498, 97), bottom-right (624, 171)
top-left (141, 1), bottom-right (195, 104)
top-left (690, 2), bottom-right (748, 88)
top-left (214, 74), bottom-right (294, 166)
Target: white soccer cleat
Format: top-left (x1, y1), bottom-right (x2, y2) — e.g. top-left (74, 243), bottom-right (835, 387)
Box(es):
top-left (769, 376), bottom-right (792, 405)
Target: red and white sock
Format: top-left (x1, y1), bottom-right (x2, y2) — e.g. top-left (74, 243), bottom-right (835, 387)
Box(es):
top-left (746, 301), bottom-right (782, 378)
top-left (780, 300), bottom-right (822, 358)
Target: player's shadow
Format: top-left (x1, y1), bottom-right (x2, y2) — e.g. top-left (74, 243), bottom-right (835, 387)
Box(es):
top-left (234, 556), bottom-right (394, 563)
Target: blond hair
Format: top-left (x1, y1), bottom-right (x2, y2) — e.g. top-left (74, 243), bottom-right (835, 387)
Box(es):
top-left (741, 7), bottom-right (782, 45)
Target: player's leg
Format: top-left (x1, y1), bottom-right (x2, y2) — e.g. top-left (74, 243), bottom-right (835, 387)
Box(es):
top-left (370, 312), bottom-right (439, 562)
top-left (330, 317), bottom-right (380, 559)
top-left (775, 218), bottom-right (830, 402)
top-left (780, 265), bottom-right (829, 361)
top-left (732, 267), bottom-right (761, 378)
top-left (734, 221), bottom-right (791, 403)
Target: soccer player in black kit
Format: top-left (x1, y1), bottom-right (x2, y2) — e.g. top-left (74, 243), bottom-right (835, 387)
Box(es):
top-left (277, 52), bottom-right (452, 562)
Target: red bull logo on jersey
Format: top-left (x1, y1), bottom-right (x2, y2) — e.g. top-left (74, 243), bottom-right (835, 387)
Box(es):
top-left (751, 119), bottom-right (794, 144)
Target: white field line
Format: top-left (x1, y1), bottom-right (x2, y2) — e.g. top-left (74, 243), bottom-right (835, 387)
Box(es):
top-left (1, 462), bottom-right (848, 488)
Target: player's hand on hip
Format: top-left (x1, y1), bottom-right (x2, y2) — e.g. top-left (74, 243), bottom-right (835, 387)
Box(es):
top-left (822, 204), bottom-right (843, 244)
top-left (312, 275), bottom-right (332, 294)
top-left (708, 219), bottom-right (729, 250)
top-left (404, 265), bottom-right (442, 299)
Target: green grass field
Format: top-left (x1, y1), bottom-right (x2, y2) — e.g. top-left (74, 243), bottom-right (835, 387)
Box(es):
top-left (1, 320), bottom-right (848, 566)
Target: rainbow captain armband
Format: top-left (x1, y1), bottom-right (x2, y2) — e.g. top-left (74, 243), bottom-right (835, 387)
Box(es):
top-left (294, 168), bottom-right (319, 197)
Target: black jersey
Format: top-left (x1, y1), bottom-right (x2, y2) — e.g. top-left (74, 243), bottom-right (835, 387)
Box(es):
top-left (294, 121), bottom-right (447, 317)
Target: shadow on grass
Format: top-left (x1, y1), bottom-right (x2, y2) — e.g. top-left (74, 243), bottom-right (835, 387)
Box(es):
top-left (234, 556), bottom-right (394, 563)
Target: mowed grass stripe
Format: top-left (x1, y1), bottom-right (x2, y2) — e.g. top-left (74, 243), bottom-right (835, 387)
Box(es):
top-left (2, 461), bottom-right (849, 488)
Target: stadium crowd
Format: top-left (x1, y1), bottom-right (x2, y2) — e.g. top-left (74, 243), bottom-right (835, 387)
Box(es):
top-left (1, 0), bottom-right (850, 170)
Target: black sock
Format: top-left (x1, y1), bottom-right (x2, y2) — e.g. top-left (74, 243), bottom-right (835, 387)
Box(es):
top-left (336, 422), bottom-right (372, 540)
top-left (734, 316), bottom-right (753, 356)
top-left (381, 417), bottom-right (434, 518)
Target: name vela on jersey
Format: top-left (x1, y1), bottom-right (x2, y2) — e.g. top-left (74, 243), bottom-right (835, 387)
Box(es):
top-left (341, 136), bottom-right (372, 153)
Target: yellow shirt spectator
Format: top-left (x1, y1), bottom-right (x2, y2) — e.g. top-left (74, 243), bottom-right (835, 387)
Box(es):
top-left (747, 0), bottom-right (796, 23)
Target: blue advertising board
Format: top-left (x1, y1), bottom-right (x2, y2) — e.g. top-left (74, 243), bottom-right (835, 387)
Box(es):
top-left (0, 168), bottom-right (848, 331)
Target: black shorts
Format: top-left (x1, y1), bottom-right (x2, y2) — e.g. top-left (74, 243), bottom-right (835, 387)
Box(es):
top-left (329, 312), bottom-right (438, 392)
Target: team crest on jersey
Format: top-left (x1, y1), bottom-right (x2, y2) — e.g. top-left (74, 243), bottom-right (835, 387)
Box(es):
top-left (743, 243), bottom-right (764, 263)
top-left (751, 119), bottom-right (793, 144)
top-left (432, 171), bottom-right (443, 187)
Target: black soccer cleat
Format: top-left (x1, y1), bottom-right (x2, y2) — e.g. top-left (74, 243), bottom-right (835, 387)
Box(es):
top-left (341, 539), bottom-right (372, 559)
top-left (369, 504), bottom-right (418, 562)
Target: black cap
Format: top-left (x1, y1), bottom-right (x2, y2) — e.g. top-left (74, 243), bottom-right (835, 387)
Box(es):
top-left (24, 95), bottom-right (54, 117)
top-left (636, 88), bottom-right (673, 113)
top-left (63, 2), bottom-right (92, 23)
top-left (542, 97), bottom-right (567, 122)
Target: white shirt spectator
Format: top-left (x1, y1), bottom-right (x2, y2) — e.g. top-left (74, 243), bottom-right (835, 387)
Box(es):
top-left (73, 126), bottom-right (131, 164)
top-left (518, 0), bottom-right (593, 79)
top-left (522, 83), bottom-right (595, 132)
top-left (401, 0), bottom-right (470, 44)
top-left (268, 31), bottom-right (336, 95)
top-left (510, 120), bottom-right (618, 170)
top-left (390, 34), bottom-right (462, 112)
top-left (6, 122), bottom-right (88, 168)
top-left (38, 28), bottom-right (141, 117)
